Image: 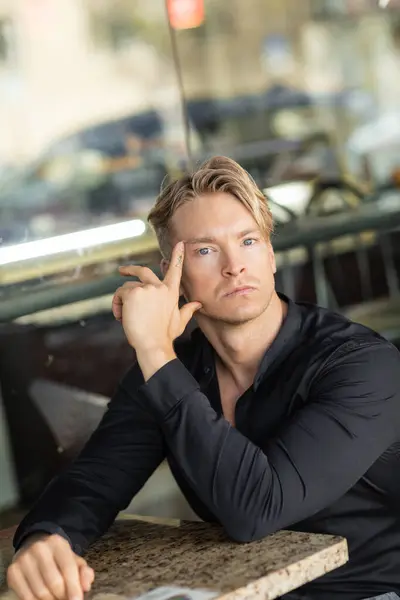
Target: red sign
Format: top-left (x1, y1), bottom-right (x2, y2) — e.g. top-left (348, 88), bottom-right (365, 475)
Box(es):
top-left (167, 0), bottom-right (205, 30)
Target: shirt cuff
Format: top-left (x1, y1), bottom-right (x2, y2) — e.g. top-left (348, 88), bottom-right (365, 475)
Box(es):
top-left (13, 522), bottom-right (74, 553)
top-left (139, 358), bottom-right (199, 420)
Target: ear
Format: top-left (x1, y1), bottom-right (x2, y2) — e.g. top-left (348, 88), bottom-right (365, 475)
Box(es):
top-left (160, 258), bottom-right (169, 279)
top-left (268, 242), bottom-right (277, 275)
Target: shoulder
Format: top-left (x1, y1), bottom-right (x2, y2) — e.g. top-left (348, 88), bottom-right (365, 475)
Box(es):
top-left (311, 329), bottom-right (400, 412)
top-left (297, 299), bottom-right (393, 357)
top-left (320, 335), bottom-right (400, 380)
top-left (294, 300), bottom-right (400, 394)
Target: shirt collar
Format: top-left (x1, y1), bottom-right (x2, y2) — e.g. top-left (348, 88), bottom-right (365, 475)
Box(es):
top-left (192, 292), bottom-right (303, 390)
top-left (253, 292), bottom-right (302, 389)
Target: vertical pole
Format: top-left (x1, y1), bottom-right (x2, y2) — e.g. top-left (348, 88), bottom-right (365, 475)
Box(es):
top-left (165, 0), bottom-right (193, 171)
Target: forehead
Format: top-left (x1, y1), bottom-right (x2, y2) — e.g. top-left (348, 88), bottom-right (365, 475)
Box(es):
top-left (170, 192), bottom-right (259, 240)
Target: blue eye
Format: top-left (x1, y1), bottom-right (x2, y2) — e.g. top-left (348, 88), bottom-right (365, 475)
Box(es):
top-left (198, 247), bottom-right (211, 256)
top-left (243, 238), bottom-right (255, 246)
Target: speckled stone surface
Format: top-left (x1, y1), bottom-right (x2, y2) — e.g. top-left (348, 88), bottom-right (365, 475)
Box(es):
top-left (0, 519), bottom-right (348, 600)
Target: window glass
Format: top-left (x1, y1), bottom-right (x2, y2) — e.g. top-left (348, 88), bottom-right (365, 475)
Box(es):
top-left (0, 0), bottom-right (399, 522)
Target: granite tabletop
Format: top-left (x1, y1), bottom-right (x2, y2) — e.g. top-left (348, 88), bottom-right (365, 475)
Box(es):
top-left (0, 517), bottom-right (348, 600)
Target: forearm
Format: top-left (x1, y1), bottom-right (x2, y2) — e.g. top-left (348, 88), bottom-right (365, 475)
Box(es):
top-left (14, 461), bottom-right (133, 555)
top-left (15, 368), bottom-right (166, 554)
top-left (137, 353), bottom-right (398, 543)
top-left (137, 359), bottom-right (274, 542)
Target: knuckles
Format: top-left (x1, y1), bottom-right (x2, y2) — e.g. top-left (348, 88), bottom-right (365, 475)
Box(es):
top-left (47, 576), bottom-right (65, 592)
top-left (136, 266), bottom-right (154, 278)
top-left (30, 540), bottom-right (51, 559)
top-left (120, 283), bottom-right (162, 300)
top-left (35, 588), bottom-right (53, 600)
top-left (47, 534), bottom-right (69, 549)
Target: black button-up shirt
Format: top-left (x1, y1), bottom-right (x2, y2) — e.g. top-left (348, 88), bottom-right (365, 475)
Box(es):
top-left (14, 295), bottom-right (400, 600)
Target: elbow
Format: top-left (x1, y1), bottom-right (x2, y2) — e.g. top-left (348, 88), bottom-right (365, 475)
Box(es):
top-left (219, 475), bottom-right (285, 543)
top-left (223, 518), bottom-right (274, 543)
top-left (226, 529), bottom-right (257, 544)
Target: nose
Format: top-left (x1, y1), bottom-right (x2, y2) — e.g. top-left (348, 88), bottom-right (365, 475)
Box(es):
top-left (221, 249), bottom-right (246, 278)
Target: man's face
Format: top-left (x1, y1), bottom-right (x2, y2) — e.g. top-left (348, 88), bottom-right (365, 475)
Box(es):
top-left (167, 191), bottom-right (277, 325)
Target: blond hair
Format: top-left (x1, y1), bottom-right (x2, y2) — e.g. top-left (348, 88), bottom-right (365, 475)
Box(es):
top-left (148, 155), bottom-right (273, 258)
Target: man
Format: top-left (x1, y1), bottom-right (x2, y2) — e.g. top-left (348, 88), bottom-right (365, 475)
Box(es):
top-left (7, 156), bottom-right (400, 600)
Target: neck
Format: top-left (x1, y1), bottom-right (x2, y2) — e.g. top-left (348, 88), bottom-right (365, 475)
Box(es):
top-left (198, 291), bottom-right (287, 390)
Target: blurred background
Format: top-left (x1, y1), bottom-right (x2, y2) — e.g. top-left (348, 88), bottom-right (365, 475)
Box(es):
top-left (1, 0), bottom-right (400, 529)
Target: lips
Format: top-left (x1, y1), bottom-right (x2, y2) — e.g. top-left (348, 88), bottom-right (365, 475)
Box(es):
top-left (224, 286), bottom-right (256, 297)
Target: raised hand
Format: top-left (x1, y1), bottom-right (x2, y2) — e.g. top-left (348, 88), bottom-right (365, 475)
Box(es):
top-left (112, 242), bottom-right (202, 355)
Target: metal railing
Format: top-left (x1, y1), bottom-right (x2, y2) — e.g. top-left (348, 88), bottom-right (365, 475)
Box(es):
top-left (1, 199), bottom-right (399, 323)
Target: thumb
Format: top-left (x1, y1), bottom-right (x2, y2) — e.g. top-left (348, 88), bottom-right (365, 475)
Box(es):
top-left (180, 301), bottom-right (202, 328)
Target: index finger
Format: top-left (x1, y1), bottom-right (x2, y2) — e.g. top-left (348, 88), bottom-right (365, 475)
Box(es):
top-left (163, 241), bottom-right (184, 290)
top-left (118, 265), bottom-right (161, 285)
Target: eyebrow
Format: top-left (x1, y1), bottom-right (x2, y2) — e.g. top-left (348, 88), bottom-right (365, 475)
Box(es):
top-left (185, 229), bottom-right (260, 245)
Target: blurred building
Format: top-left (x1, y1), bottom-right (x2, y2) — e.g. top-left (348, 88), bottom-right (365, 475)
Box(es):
top-left (0, 0), bottom-right (399, 165)
top-left (0, 0), bottom-right (177, 164)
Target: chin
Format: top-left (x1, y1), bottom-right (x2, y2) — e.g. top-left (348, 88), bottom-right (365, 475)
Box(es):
top-left (204, 303), bottom-right (267, 326)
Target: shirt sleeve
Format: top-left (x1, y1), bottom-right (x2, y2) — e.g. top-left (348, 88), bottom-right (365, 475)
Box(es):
top-left (13, 363), bottom-right (165, 555)
top-left (137, 339), bottom-right (400, 542)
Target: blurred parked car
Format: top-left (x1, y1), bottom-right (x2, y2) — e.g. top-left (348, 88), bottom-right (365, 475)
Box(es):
top-left (0, 85), bottom-right (360, 246)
